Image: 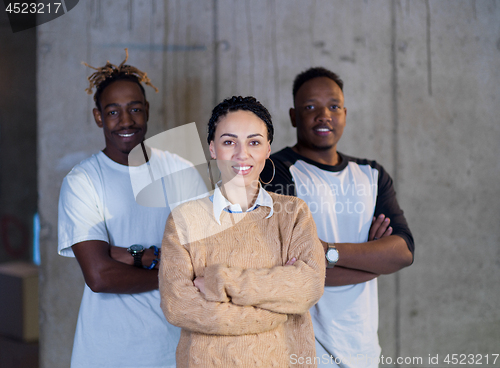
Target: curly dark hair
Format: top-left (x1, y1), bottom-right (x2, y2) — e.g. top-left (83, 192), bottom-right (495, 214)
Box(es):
top-left (292, 67), bottom-right (344, 99)
top-left (82, 48), bottom-right (158, 111)
top-left (207, 96), bottom-right (274, 144)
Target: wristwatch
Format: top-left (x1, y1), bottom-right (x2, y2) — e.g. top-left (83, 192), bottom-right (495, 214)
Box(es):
top-left (127, 244), bottom-right (145, 268)
top-left (325, 243), bottom-right (339, 269)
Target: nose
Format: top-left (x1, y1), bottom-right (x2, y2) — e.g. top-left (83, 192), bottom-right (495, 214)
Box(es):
top-left (119, 110), bottom-right (134, 127)
top-left (317, 106), bottom-right (332, 123)
top-left (234, 143), bottom-right (249, 160)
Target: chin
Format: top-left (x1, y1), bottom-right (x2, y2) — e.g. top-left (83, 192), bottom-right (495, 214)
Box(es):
top-left (225, 175), bottom-right (258, 189)
top-left (311, 143), bottom-right (335, 151)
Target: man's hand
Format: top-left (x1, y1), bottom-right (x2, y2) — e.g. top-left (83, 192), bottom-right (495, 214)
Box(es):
top-left (368, 214), bottom-right (392, 241)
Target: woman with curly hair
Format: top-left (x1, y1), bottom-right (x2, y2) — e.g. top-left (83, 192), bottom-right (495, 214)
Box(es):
top-left (159, 96), bottom-right (325, 368)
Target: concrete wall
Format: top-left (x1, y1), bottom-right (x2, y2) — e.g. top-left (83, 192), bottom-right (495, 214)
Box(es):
top-left (38, 1), bottom-right (500, 367)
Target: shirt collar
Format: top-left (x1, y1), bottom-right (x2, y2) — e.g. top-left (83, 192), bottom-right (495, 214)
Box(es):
top-left (212, 183), bottom-right (274, 224)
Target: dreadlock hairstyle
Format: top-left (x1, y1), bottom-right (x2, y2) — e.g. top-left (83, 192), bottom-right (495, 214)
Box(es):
top-left (292, 67), bottom-right (344, 100)
top-left (82, 48), bottom-right (158, 111)
top-left (207, 96), bottom-right (274, 144)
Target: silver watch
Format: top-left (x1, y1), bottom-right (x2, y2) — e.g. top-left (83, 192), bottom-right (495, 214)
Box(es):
top-left (325, 243), bottom-right (339, 268)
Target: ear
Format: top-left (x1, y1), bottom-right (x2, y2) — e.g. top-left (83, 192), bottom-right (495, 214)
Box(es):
top-left (93, 108), bottom-right (103, 128)
top-left (289, 108), bottom-right (297, 128)
top-left (266, 141), bottom-right (271, 159)
top-left (209, 141), bottom-right (216, 160)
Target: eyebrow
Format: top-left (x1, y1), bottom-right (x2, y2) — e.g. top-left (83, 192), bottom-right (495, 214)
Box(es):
top-left (103, 100), bottom-right (144, 110)
top-left (219, 133), bottom-right (264, 139)
top-left (303, 98), bottom-right (342, 104)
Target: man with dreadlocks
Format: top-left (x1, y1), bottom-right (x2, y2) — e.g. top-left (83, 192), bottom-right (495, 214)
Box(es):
top-left (57, 50), bottom-right (206, 368)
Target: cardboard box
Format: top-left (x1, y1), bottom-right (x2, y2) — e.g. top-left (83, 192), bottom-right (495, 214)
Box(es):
top-left (0, 262), bottom-right (39, 342)
top-left (0, 335), bottom-right (38, 368)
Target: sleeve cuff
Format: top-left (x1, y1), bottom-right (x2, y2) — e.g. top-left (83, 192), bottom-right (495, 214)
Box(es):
top-left (203, 264), bottom-right (231, 303)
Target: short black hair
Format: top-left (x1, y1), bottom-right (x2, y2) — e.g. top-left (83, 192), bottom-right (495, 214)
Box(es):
top-left (207, 96), bottom-right (274, 144)
top-left (292, 67), bottom-right (344, 99)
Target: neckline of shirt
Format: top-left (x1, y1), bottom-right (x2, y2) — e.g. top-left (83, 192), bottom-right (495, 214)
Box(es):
top-left (97, 149), bottom-right (161, 173)
top-left (282, 147), bottom-right (349, 172)
top-left (211, 183), bottom-right (274, 224)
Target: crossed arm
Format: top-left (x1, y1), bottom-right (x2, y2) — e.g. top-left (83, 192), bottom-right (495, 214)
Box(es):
top-left (74, 215), bottom-right (402, 292)
top-left (197, 248), bottom-right (324, 315)
top-left (72, 240), bottom-right (160, 294)
top-left (158, 219), bottom-right (289, 336)
top-left (322, 214), bottom-right (413, 287)
top-left (73, 214), bottom-right (406, 292)
top-left (159, 203), bottom-right (325, 335)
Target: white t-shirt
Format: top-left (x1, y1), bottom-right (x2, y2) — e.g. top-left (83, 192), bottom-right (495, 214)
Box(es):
top-left (58, 149), bottom-right (207, 368)
top-left (291, 159), bottom-right (381, 368)
top-left (263, 148), bottom-right (414, 368)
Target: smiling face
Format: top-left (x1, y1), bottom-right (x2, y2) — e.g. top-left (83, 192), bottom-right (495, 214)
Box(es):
top-left (93, 79), bottom-right (149, 165)
top-left (290, 76), bottom-right (347, 160)
top-left (209, 110), bottom-right (271, 189)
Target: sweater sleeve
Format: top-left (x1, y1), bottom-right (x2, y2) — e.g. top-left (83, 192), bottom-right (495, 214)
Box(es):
top-left (159, 212), bottom-right (288, 336)
top-left (203, 199), bottom-right (325, 315)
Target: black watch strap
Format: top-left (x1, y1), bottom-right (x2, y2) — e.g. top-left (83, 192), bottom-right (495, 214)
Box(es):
top-left (127, 244), bottom-right (144, 268)
top-left (132, 252), bottom-right (143, 268)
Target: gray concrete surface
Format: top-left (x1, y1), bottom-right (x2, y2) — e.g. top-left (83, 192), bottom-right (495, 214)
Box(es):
top-left (37, 1), bottom-right (500, 367)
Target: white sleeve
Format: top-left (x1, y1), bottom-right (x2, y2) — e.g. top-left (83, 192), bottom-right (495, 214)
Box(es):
top-left (57, 167), bottom-right (109, 257)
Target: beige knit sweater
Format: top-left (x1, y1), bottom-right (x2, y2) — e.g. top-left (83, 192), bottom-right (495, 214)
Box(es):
top-left (159, 192), bottom-right (325, 368)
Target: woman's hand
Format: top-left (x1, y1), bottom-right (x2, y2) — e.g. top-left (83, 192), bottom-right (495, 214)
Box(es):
top-left (285, 257), bottom-right (297, 266)
top-left (194, 276), bottom-right (205, 295)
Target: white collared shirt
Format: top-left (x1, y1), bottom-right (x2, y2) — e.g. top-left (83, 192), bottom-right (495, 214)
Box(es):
top-left (211, 183), bottom-right (274, 225)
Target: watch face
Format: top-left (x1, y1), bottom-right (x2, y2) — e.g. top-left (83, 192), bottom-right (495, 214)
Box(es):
top-left (326, 248), bottom-right (339, 263)
top-left (129, 244), bottom-right (144, 253)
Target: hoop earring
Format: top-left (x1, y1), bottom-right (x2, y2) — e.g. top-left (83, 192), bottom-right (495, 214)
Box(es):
top-left (260, 158), bottom-right (275, 185)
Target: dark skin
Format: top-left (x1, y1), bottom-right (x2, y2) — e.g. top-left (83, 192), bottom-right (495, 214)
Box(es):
top-left (290, 77), bottom-right (413, 287)
top-left (72, 241), bottom-right (160, 293)
top-left (72, 80), bottom-right (160, 293)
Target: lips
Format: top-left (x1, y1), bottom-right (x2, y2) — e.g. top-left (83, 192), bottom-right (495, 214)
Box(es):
top-left (115, 129), bottom-right (141, 139)
top-left (232, 165), bottom-right (253, 175)
top-left (313, 125), bottom-right (333, 136)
